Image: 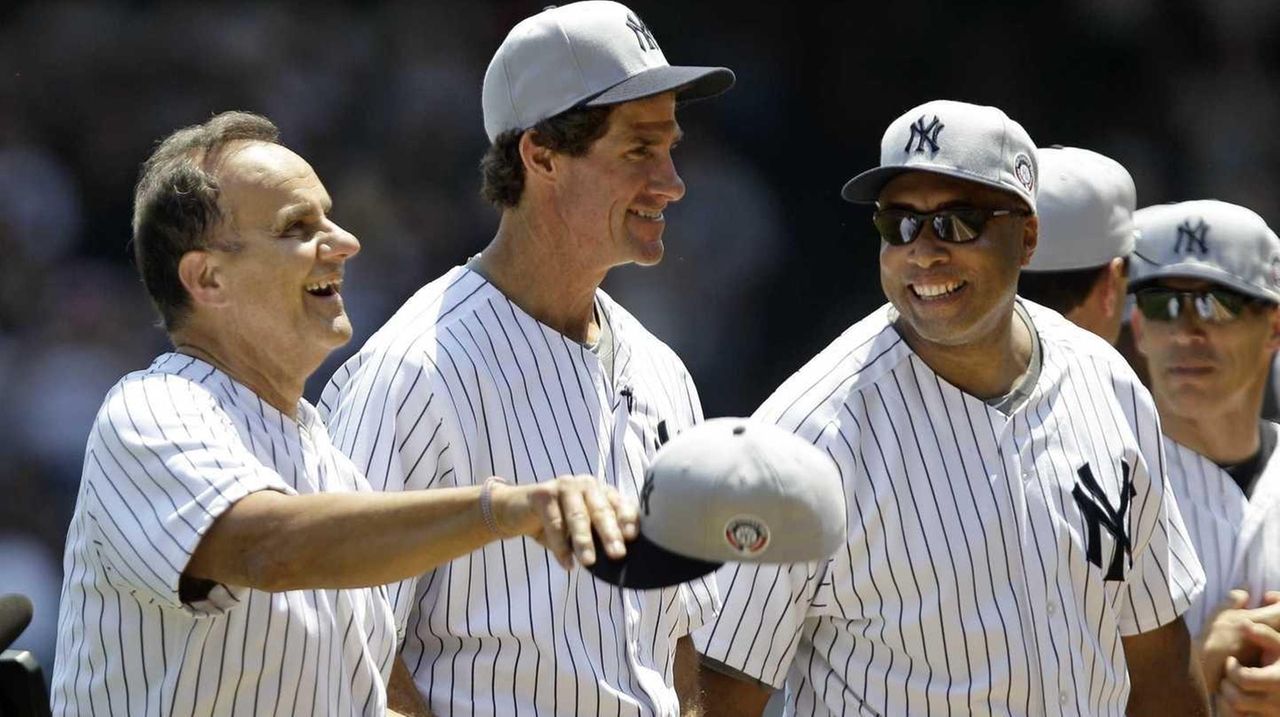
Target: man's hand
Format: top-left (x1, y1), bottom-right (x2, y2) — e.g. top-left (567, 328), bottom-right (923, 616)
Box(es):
top-left (492, 475), bottom-right (640, 569)
top-left (1216, 623), bottom-right (1280, 716)
top-left (1202, 591), bottom-right (1280, 692)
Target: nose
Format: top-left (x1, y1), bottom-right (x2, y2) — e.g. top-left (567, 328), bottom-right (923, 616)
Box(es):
top-left (319, 221), bottom-right (361, 261)
top-left (650, 152), bottom-right (686, 203)
top-left (905, 224), bottom-right (949, 268)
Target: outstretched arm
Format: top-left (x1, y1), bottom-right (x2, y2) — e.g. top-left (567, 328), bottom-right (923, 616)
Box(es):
top-left (184, 475), bottom-right (637, 592)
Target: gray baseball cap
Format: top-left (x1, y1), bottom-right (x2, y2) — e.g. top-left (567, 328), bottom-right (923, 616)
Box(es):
top-left (588, 417), bottom-right (847, 590)
top-left (1130, 200), bottom-right (1280, 303)
top-left (842, 99), bottom-right (1039, 211)
top-left (481, 1), bottom-right (735, 142)
top-left (1025, 147), bottom-right (1138, 272)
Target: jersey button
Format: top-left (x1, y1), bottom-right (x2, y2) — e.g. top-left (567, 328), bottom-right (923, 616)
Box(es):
top-left (1047, 602), bottom-right (1057, 615)
top-left (1059, 693), bottom-right (1069, 706)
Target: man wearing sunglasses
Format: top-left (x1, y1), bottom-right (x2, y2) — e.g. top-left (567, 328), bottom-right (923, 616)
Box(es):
top-left (1129, 200), bottom-right (1280, 716)
top-left (695, 99), bottom-right (1208, 716)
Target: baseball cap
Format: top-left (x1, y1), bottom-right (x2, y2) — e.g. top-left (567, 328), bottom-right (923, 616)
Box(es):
top-left (482, 1), bottom-right (735, 142)
top-left (1025, 147), bottom-right (1138, 272)
top-left (1130, 200), bottom-right (1280, 303)
top-left (842, 99), bottom-right (1039, 211)
top-left (587, 418), bottom-right (847, 590)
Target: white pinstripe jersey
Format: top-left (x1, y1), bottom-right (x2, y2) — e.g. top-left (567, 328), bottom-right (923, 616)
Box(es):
top-left (51, 353), bottom-right (397, 717)
top-left (320, 266), bottom-right (719, 717)
top-left (1164, 432), bottom-right (1280, 636)
top-left (694, 301), bottom-right (1204, 717)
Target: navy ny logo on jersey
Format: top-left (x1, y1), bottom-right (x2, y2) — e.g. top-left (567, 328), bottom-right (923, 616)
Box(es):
top-left (1072, 459), bottom-right (1136, 581)
top-left (626, 13), bottom-right (659, 51)
top-left (905, 115), bottom-right (944, 154)
top-left (1175, 218), bottom-right (1210, 255)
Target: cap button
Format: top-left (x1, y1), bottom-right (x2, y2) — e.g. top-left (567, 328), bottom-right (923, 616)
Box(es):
top-left (732, 425), bottom-right (746, 436)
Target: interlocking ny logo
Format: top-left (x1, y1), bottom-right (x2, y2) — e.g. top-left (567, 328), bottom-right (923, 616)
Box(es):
top-left (1071, 459), bottom-right (1135, 581)
top-left (1175, 218), bottom-right (1209, 255)
top-left (905, 115), bottom-right (944, 154)
top-left (640, 472), bottom-right (655, 515)
top-left (626, 13), bottom-right (659, 52)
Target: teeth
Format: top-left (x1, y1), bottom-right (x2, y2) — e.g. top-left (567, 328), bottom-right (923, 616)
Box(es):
top-left (629, 208), bottom-right (663, 220)
top-left (913, 281), bottom-right (964, 299)
top-left (305, 279), bottom-right (341, 294)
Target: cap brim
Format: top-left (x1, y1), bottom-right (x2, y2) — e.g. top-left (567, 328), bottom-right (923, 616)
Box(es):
top-left (586, 65), bottom-right (735, 108)
top-left (586, 530), bottom-right (722, 590)
top-left (841, 165), bottom-right (1026, 206)
top-left (1129, 257), bottom-right (1280, 303)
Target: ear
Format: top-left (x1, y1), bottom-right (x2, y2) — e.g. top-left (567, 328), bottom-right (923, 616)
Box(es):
top-left (177, 250), bottom-right (230, 309)
top-left (1267, 305), bottom-right (1280, 353)
top-left (518, 131), bottom-right (558, 186)
top-left (1096, 257), bottom-right (1127, 321)
top-left (1019, 214), bottom-right (1039, 267)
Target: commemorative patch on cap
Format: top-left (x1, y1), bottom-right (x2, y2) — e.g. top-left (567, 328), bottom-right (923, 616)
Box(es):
top-left (1014, 153), bottom-right (1035, 192)
top-left (724, 515), bottom-right (770, 557)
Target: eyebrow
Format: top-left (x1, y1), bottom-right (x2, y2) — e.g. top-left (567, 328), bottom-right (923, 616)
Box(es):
top-left (275, 198), bottom-right (332, 229)
top-left (629, 121), bottom-right (683, 144)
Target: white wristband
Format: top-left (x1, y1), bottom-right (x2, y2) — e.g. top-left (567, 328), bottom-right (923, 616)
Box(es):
top-left (480, 476), bottom-right (509, 536)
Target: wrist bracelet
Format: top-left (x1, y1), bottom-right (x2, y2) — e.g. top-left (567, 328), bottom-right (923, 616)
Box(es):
top-left (480, 476), bottom-right (509, 536)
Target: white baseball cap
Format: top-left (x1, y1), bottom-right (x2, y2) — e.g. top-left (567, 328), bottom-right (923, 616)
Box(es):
top-left (588, 418), bottom-right (847, 590)
top-left (482, 1), bottom-right (735, 142)
top-left (1024, 147), bottom-right (1138, 272)
top-left (842, 99), bottom-right (1039, 211)
top-left (1130, 200), bottom-right (1280, 303)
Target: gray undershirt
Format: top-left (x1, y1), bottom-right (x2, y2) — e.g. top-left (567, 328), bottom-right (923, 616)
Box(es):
top-left (985, 301), bottom-right (1042, 415)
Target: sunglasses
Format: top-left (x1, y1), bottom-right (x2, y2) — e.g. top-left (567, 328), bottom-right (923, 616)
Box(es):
top-left (872, 207), bottom-right (1030, 246)
top-left (1132, 287), bottom-right (1257, 324)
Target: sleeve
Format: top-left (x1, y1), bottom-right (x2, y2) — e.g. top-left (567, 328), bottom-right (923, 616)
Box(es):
top-left (324, 349), bottom-right (459, 639)
top-left (81, 375), bottom-right (294, 616)
top-left (1115, 372), bottom-right (1206, 636)
top-left (692, 560), bottom-right (826, 689)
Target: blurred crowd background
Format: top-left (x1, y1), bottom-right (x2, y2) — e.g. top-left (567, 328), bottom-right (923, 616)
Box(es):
top-left (4, 0), bottom-right (1280, 678)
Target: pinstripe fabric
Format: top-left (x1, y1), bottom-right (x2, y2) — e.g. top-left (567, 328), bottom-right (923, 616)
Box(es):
top-left (695, 301), bottom-right (1204, 716)
top-left (320, 266), bottom-right (718, 717)
top-left (1164, 433), bottom-right (1280, 635)
top-left (51, 353), bottom-right (397, 716)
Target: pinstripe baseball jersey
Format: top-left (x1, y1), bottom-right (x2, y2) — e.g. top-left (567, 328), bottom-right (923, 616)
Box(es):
top-left (51, 353), bottom-right (397, 717)
top-left (695, 300), bottom-right (1204, 717)
top-left (320, 265), bottom-right (718, 717)
top-left (1163, 431), bottom-right (1280, 636)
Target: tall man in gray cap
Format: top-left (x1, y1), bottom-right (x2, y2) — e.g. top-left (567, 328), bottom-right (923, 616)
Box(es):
top-left (1129, 201), bottom-right (1280, 715)
top-left (1017, 146), bottom-right (1138, 345)
top-left (321, 2), bottom-right (733, 714)
top-left (695, 100), bottom-right (1208, 716)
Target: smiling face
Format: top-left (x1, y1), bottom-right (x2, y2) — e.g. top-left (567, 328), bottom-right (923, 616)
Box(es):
top-left (196, 141), bottom-right (360, 370)
top-left (1132, 277), bottom-right (1280, 419)
top-left (877, 171), bottom-right (1036, 350)
top-left (552, 92), bottom-right (686, 268)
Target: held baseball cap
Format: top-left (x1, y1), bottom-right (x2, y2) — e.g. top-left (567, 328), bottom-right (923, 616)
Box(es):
top-left (482, 1), bottom-right (735, 142)
top-left (842, 99), bottom-right (1039, 211)
top-left (587, 418), bottom-right (847, 590)
top-left (1024, 147), bottom-right (1138, 272)
top-left (1130, 200), bottom-right (1280, 303)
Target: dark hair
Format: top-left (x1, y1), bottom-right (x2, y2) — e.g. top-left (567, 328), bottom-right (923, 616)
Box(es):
top-left (131, 111), bottom-right (281, 331)
top-left (480, 105), bottom-right (613, 208)
top-left (1017, 257), bottom-right (1129, 314)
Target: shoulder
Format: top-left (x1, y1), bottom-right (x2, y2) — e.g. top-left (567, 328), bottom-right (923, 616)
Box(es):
top-left (1024, 299), bottom-right (1146, 393)
top-left (756, 305), bottom-right (908, 434)
top-left (598, 290), bottom-right (691, 376)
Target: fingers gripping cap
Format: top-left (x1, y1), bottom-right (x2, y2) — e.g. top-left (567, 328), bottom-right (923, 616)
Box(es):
top-left (587, 418), bottom-right (848, 590)
top-left (841, 99), bottom-right (1039, 212)
top-left (1130, 200), bottom-right (1280, 303)
top-left (1025, 147), bottom-right (1138, 272)
top-left (482, 1), bottom-right (735, 142)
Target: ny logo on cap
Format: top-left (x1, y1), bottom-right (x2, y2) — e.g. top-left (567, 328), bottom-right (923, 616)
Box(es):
top-left (626, 13), bottom-right (659, 52)
top-left (905, 115), bottom-right (944, 155)
top-left (1175, 218), bottom-right (1209, 256)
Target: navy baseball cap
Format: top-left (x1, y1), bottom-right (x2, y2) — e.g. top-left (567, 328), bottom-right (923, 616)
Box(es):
top-left (587, 418), bottom-right (847, 590)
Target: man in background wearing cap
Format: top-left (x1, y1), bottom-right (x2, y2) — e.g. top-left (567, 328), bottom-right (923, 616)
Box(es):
top-left (1017, 146), bottom-right (1137, 345)
top-left (1129, 201), bottom-right (1280, 715)
top-left (321, 2), bottom-right (733, 715)
top-left (695, 100), bottom-right (1208, 716)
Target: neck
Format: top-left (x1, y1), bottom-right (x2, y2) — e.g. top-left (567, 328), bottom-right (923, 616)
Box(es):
top-left (470, 210), bottom-right (605, 344)
top-left (171, 325), bottom-right (312, 419)
top-left (1158, 390), bottom-right (1264, 465)
top-left (899, 305), bottom-right (1032, 400)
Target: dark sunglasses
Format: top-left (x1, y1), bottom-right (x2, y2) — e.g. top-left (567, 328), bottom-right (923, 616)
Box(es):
top-left (872, 207), bottom-right (1030, 246)
top-left (1132, 287), bottom-right (1258, 324)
